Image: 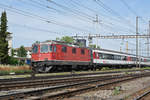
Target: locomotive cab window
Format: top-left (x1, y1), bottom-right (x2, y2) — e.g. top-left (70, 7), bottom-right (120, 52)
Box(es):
top-left (72, 48), bottom-right (76, 54)
top-left (49, 45), bottom-right (53, 52)
top-left (81, 49), bottom-right (85, 55)
top-left (32, 45), bottom-right (38, 53)
top-left (62, 46), bottom-right (67, 53)
top-left (40, 44), bottom-right (48, 53)
top-left (54, 45), bottom-right (57, 52)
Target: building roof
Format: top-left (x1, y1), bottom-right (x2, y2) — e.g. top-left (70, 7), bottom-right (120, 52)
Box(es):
top-left (24, 47), bottom-right (32, 51)
top-left (15, 47), bottom-right (32, 51)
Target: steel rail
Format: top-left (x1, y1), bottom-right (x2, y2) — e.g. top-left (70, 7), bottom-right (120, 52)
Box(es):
top-left (0, 69), bottom-right (147, 82)
top-left (0, 72), bottom-right (150, 100)
top-left (0, 74), bottom-right (121, 90)
top-left (134, 89), bottom-right (150, 100)
top-left (29, 77), bottom-right (137, 100)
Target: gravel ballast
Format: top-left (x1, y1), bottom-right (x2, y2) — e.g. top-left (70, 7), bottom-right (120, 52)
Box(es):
top-left (64, 76), bottom-right (150, 100)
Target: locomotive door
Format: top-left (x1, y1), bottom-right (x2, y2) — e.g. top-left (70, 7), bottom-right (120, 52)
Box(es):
top-left (52, 45), bottom-right (57, 59)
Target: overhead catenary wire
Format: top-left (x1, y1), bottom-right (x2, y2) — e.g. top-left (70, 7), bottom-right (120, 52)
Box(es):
top-left (0, 7), bottom-right (74, 36)
top-left (18, 0), bottom-right (56, 14)
top-left (9, 22), bottom-right (69, 35)
top-left (19, 0), bottom-right (97, 30)
top-left (4, 1), bottom-right (128, 36)
top-left (70, 0), bottom-right (124, 24)
top-left (29, 0), bottom-right (66, 14)
top-left (19, 0), bottom-right (137, 34)
top-left (46, 0), bottom-right (95, 21)
top-left (94, 0), bottom-right (136, 33)
top-left (63, 0), bottom-right (135, 34)
top-left (0, 3), bottom-right (89, 32)
top-left (95, 0), bottom-right (147, 36)
top-left (120, 0), bottom-right (147, 24)
top-left (33, 0), bottom-right (92, 23)
top-left (69, 0), bottom-right (135, 34)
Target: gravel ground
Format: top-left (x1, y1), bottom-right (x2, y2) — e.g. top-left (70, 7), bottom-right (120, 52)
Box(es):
top-left (109, 77), bottom-right (150, 100)
top-left (65, 76), bottom-right (150, 100)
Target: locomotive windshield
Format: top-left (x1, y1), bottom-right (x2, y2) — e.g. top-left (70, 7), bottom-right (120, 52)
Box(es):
top-left (40, 44), bottom-right (48, 53)
top-left (32, 45), bottom-right (38, 53)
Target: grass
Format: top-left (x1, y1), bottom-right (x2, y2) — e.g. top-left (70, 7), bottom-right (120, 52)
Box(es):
top-left (0, 65), bottom-right (150, 77)
top-left (142, 66), bottom-right (150, 69)
top-left (0, 65), bottom-right (31, 75)
top-left (113, 86), bottom-right (121, 95)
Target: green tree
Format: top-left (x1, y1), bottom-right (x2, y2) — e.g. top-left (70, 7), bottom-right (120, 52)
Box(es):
top-left (89, 44), bottom-right (100, 49)
top-left (17, 46), bottom-right (27, 57)
top-left (56, 37), bottom-right (60, 41)
top-left (11, 48), bottom-right (15, 57)
top-left (60, 36), bottom-right (74, 44)
top-left (0, 11), bottom-right (9, 64)
top-left (35, 41), bottom-right (40, 43)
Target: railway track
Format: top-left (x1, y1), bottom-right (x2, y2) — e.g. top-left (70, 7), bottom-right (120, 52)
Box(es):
top-left (127, 85), bottom-right (150, 100)
top-left (134, 89), bottom-right (150, 100)
top-left (0, 69), bottom-right (147, 91)
top-left (0, 72), bottom-right (150, 100)
top-left (0, 74), bottom-right (123, 91)
top-left (0, 69), bottom-right (148, 83)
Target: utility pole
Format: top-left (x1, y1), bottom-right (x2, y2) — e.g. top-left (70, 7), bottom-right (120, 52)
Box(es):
top-left (136, 16), bottom-right (139, 68)
top-left (139, 40), bottom-right (141, 68)
top-left (147, 21), bottom-right (150, 57)
top-left (126, 41), bottom-right (128, 53)
top-left (88, 34), bottom-right (93, 46)
top-left (120, 46), bottom-right (122, 52)
top-left (93, 15), bottom-right (99, 48)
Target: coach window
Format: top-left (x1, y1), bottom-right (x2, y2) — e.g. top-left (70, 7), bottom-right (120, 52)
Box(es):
top-left (72, 48), bottom-right (76, 54)
top-left (98, 53), bottom-right (103, 59)
top-left (105, 54), bottom-right (113, 60)
top-left (41, 44), bottom-right (48, 53)
top-left (54, 45), bottom-right (57, 52)
top-left (49, 45), bottom-right (53, 52)
top-left (124, 56), bottom-right (127, 60)
top-left (81, 49), bottom-right (85, 55)
top-left (62, 46), bottom-right (67, 53)
top-left (108, 54), bottom-right (113, 60)
top-left (131, 57), bottom-right (136, 61)
top-left (114, 55), bottom-right (121, 60)
top-left (121, 56), bottom-right (127, 60)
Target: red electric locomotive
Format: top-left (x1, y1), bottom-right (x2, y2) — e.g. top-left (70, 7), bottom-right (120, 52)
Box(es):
top-left (31, 40), bottom-right (150, 73)
top-left (31, 40), bottom-right (92, 72)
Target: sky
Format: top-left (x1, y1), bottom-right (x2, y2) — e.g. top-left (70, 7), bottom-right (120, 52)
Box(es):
top-left (0, 0), bottom-right (150, 56)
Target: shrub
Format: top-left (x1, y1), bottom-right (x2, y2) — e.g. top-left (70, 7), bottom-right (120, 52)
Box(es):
top-left (7, 56), bottom-right (19, 65)
top-left (113, 86), bottom-right (121, 95)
